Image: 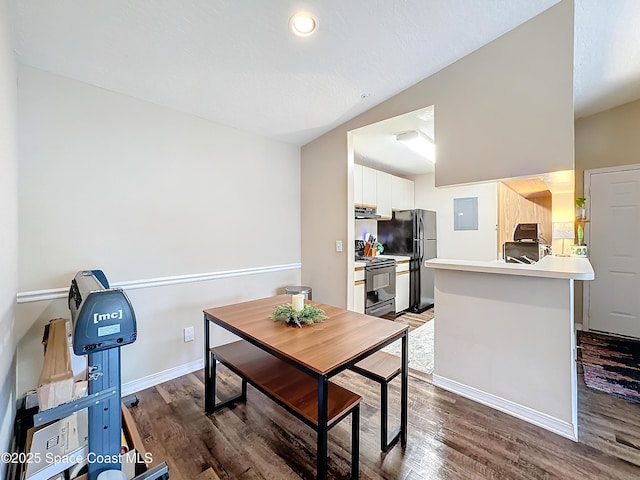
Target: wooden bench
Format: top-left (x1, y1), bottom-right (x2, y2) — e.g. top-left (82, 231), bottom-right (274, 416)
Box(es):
top-left (210, 340), bottom-right (361, 478)
top-left (350, 351), bottom-right (401, 452)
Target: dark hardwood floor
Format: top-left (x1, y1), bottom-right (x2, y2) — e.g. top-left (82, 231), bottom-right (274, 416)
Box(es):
top-left (127, 306), bottom-right (640, 479)
top-left (395, 308), bottom-right (434, 331)
top-left (128, 353), bottom-right (640, 480)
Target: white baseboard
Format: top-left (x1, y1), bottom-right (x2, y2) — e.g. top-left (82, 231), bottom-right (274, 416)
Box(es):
top-left (121, 358), bottom-right (204, 397)
top-left (432, 374), bottom-right (577, 441)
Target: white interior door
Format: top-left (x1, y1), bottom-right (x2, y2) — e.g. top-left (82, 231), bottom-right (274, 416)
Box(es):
top-left (588, 167), bottom-right (640, 337)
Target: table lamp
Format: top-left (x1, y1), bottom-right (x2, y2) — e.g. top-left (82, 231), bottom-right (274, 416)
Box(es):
top-left (552, 221), bottom-right (575, 256)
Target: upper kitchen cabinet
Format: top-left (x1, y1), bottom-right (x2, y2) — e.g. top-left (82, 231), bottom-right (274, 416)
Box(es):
top-left (362, 166), bottom-right (377, 206)
top-left (354, 165), bottom-right (377, 207)
top-left (376, 171), bottom-right (392, 219)
top-left (392, 176), bottom-right (414, 211)
top-left (354, 164), bottom-right (363, 206)
top-left (355, 164), bottom-right (415, 213)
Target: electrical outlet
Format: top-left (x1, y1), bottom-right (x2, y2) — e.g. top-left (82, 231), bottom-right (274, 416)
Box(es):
top-left (336, 240), bottom-right (343, 252)
top-left (184, 326), bottom-right (195, 343)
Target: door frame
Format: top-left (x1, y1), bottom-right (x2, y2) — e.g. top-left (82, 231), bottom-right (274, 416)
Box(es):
top-left (583, 163), bottom-right (640, 331)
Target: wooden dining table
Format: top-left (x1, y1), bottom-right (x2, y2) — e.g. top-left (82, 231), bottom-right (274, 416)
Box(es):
top-left (203, 294), bottom-right (409, 480)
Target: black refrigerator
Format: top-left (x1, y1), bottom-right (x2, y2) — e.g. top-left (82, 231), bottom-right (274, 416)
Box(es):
top-left (377, 209), bottom-right (437, 312)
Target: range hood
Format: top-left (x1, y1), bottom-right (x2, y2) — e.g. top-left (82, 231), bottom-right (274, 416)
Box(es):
top-left (355, 206), bottom-right (381, 219)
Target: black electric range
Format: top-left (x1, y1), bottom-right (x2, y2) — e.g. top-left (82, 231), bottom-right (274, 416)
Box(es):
top-left (356, 255), bottom-right (396, 267)
top-left (355, 242), bottom-right (397, 318)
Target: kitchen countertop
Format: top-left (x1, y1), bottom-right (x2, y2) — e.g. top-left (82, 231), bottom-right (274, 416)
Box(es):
top-left (425, 255), bottom-right (594, 280)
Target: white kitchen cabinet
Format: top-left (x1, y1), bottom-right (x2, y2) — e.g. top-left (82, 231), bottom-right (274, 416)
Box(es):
top-left (391, 176), bottom-right (415, 211)
top-left (356, 166), bottom-right (413, 213)
top-left (354, 281), bottom-right (365, 314)
top-left (395, 272), bottom-right (410, 313)
top-left (395, 260), bottom-right (410, 313)
top-left (354, 164), bottom-right (363, 206)
top-left (362, 166), bottom-right (377, 207)
top-left (376, 171), bottom-right (392, 219)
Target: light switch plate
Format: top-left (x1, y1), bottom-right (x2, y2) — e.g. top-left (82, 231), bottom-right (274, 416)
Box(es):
top-left (184, 326), bottom-right (195, 342)
top-left (336, 240), bottom-right (343, 252)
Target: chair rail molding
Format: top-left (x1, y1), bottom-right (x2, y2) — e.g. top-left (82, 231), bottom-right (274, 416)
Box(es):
top-left (17, 262), bottom-right (302, 303)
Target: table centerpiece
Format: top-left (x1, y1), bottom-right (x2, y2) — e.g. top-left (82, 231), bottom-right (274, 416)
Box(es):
top-left (270, 295), bottom-right (327, 328)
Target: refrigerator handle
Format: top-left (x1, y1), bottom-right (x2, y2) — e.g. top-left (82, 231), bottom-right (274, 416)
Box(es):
top-left (418, 216), bottom-right (424, 261)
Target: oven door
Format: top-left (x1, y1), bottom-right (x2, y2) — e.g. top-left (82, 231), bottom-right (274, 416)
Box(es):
top-left (365, 264), bottom-right (396, 308)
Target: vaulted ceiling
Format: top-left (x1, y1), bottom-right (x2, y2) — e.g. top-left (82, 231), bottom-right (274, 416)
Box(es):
top-left (11, 0), bottom-right (640, 151)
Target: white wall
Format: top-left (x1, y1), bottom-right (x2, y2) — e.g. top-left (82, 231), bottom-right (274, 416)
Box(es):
top-left (301, 128), bottom-right (350, 306)
top-left (434, 1), bottom-right (574, 186)
top-left (413, 174), bottom-right (497, 261)
top-left (301, 1), bottom-right (575, 306)
top-left (0, 0), bottom-right (18, 475)
top-left (16, 269), bottom-right (299, 395)
top-left (433, 269), bottom-right (576, 438)
top-left (575, 98), bottom-right (640, 198)
top-left (16, 66), bottom-right (301, 396)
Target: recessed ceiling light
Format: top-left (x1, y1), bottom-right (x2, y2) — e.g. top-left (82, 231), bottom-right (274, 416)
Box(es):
top-left (289, 13), bottom-right (317, 37)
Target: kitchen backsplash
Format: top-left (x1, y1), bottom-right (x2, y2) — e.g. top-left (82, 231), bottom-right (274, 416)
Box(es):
top-left (355, 219), bottom-right (378, 242)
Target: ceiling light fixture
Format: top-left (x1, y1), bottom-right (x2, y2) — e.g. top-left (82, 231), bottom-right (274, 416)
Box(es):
top-left (289, 13), bottom-right (318, 37)
top-left (395, 130), bottom-right (435, 162)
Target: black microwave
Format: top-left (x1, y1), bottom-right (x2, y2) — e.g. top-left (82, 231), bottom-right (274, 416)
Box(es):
top-left (512, 223), bottom-right (539, 242)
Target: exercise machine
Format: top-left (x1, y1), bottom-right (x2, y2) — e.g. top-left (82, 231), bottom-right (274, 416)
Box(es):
top-left (32, 270), bottom-right (169, 480)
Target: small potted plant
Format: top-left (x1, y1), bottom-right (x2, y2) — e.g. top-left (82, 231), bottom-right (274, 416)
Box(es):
top-left (576, 197), bottom-right (586, 220)
top-left (573, 197), bottom-right (588, 256)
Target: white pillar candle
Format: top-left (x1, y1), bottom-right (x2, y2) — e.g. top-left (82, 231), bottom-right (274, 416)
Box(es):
top-left (292, 293), bottom-right (305, 312)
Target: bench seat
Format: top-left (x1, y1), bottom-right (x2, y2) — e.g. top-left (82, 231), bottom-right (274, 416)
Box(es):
top-left (210, 339), bottom-right (361, 478)
top-left (352, 350), bottom-right (401, 383)
top-left (211, 340), bottom-right (361, 427)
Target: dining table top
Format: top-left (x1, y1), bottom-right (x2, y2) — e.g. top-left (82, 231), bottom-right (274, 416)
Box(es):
top-left (204, 294), bottom-right (408, 376)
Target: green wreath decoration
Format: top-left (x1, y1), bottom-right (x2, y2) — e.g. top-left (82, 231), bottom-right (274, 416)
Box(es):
top-left (270, 303), bottom-right (327, 328)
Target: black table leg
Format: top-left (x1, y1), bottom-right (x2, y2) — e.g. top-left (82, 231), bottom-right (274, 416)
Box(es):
top-left (204, 316), bottom-right (214, 413)
top-left (317, 375), bottom-right (329, 480)
top-left (401, 330), bottom-right (408, 448)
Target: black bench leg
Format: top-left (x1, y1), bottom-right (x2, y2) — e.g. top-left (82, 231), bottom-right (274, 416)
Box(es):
top-left (211, 358), bottom-right (249, 411)
top-left (351, 404), bottom-right (360, 479)
top-left (380, 378), bottom-right (401, 453)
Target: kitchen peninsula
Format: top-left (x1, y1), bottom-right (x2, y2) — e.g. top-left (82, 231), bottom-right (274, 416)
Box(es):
top-left (426, 255), bottom-right (594, 440)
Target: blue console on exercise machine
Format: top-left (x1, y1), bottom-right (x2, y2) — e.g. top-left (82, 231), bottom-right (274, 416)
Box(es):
top-left (69, 270), bottom-right (137, 355)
